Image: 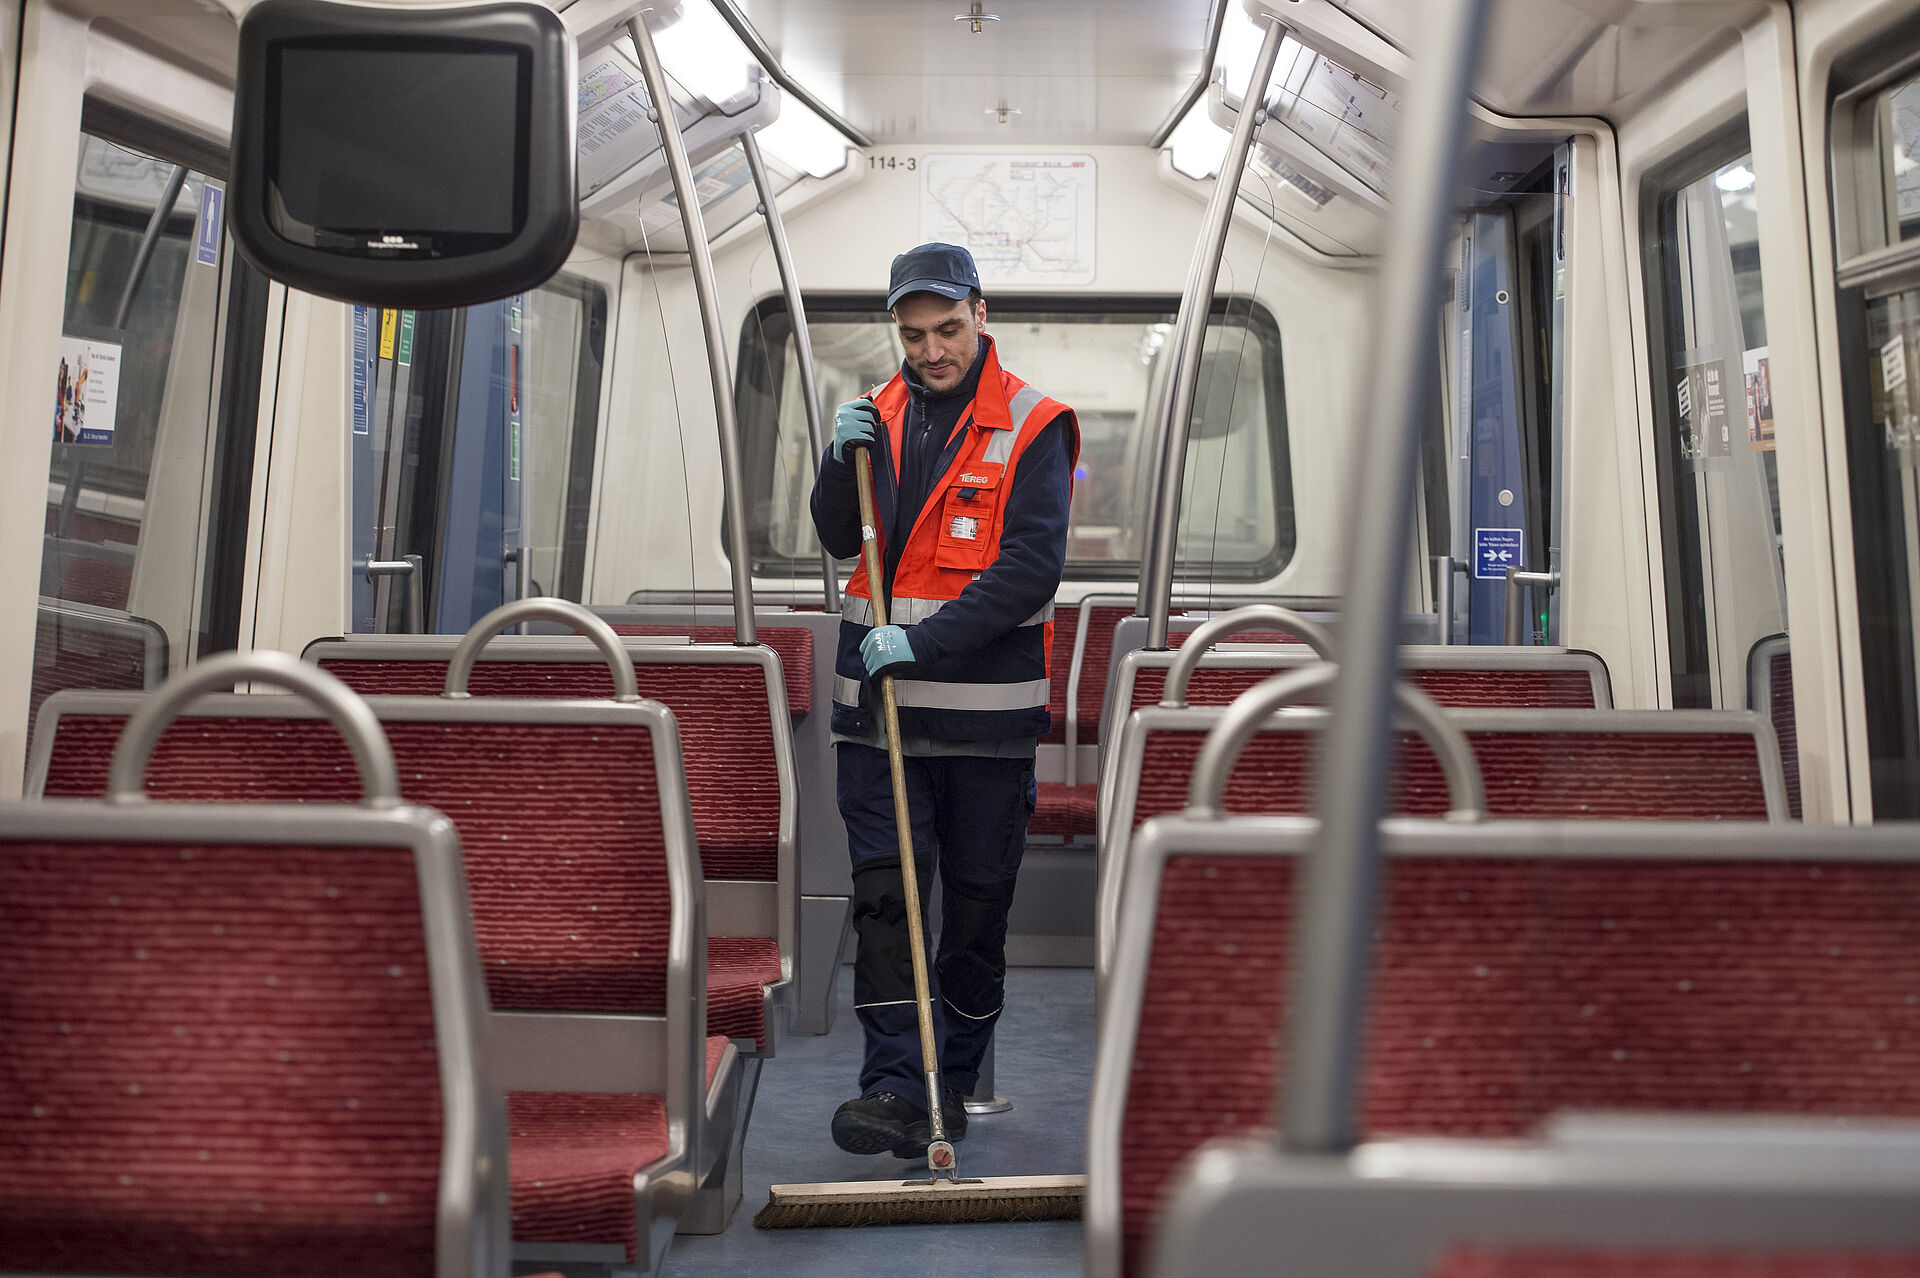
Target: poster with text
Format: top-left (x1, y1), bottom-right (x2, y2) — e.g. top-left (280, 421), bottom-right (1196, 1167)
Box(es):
top-left (53, 335), bottom-right (122, 447)
top-left (1744, 346), bottom-right (1775, 451)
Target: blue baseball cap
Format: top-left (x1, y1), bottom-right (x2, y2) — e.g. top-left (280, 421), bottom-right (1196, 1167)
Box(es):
top-left (887, 242), bottom-right (982, 310)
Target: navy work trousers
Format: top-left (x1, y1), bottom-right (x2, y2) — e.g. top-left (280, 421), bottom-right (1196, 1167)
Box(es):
top-left (836, 743), bottom-right (1037, 1100)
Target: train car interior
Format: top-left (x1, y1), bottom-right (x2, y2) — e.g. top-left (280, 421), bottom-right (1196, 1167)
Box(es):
top-left (5, 0), bottom-right (1920, 1274)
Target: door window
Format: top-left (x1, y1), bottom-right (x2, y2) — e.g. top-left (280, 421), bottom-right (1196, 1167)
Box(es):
top-left (1645, 143), bottom-right (1786, 713)
top-left (32, 128), bottom-right (229, 761)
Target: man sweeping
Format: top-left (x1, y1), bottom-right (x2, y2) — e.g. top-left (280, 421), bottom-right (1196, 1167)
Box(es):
top-left (809, 242), bottom-right (1079, 1160)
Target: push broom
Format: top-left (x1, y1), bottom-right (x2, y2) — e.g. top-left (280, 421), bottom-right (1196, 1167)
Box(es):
top-left (753, 442), bottom-right (1084, 1228)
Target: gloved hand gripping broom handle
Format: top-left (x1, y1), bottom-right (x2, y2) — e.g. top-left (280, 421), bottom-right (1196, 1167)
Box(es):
top-left (851, 442), bottom-right (959, 1176)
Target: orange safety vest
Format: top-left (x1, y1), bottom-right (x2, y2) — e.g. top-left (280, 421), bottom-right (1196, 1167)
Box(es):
top-left (835, 340), bottom-right (1078, 739)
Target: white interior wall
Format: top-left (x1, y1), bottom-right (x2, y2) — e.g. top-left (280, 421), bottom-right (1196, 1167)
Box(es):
top-left (588, 142), bottom-right (1375, 604)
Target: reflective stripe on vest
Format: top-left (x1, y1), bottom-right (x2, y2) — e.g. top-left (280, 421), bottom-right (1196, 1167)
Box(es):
top-left (842, 595), bottom-right (1054, 628)
top-left (834, 674), bottom-right (1051, 712)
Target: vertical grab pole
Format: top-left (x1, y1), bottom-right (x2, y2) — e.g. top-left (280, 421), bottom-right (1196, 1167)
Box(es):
top-left (1142, 15), bottom-right (1287, 649)
top-left (1284, 0), bottom-right (1491, 1156)
top-left (739, 129), bottom-right (841, 613)
top-left (630, 14), bottom-right (757, 645)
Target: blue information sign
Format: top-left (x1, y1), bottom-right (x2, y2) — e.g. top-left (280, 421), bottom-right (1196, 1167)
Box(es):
top-left (195, 184), bottom-right (223, 267)
top-left (1473, 527), bottom-right (1524, 581)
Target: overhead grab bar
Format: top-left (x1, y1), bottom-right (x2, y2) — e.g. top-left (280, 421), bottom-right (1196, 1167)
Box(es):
top-left (1148, 0), bottom-right (1232, 149)
top-left (740, 128), bottom-right (841, 613)
top-left (1142, 12), bottom-right (1289, 648)
top-left (1159, 604), bottom-right (1337, 706)
top-left (1287, 0), bottom-right (1493, 1158)
top-left (629, 12), bottom-right (757, 645)
top-left (707, 0), bottom-right (874, 150)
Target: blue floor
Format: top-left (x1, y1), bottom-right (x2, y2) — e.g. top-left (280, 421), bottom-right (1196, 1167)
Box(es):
top-left (665, 965), bottom-right (1093, 1276)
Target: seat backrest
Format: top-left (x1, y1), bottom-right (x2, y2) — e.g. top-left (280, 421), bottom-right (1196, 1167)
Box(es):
top-left (604, 623), bottom-right (814, 718)
top-left (32, 690), bottom-right (707, 1021)
top-left (1096, 707), bottom-right (1786, 980)
top-left (1092, 817), bottom-right (1920, 1276)
top-left (304, 635), bottom-right (793, 883)
top-left (0, 798), bottom-right (502, 1278)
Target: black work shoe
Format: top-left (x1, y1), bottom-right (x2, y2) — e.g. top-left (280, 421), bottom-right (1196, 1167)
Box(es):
top-left (831, 1092), bottom-right (925, 1156)
top-left (887, 1088), bottom-right (969, 1160)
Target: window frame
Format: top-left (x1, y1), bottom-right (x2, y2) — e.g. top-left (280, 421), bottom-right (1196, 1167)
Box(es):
top-left (1827, 29), bottom-right (1920, 819)
top-left (732, 291), bottom-right (1295, 584)
top-left (1639, 116), bottom-right (1757, 710)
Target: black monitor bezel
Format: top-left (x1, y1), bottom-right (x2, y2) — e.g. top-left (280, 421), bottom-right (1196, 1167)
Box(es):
top-left (231, 0), bottom-right (576, 310)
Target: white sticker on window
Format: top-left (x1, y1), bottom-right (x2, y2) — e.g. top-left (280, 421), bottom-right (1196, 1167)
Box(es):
top-left (1883, 336), bottom-right (1908, 392)
top-left (949, 515), bottom-right (979, 541)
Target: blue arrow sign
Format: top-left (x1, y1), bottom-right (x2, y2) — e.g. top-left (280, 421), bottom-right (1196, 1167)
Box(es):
top-left (1473, 527), bottom-right (1524, 581)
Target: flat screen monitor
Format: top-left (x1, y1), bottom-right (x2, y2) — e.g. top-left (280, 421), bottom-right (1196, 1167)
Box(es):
top-left (232, 1), bottom-right (576, 309)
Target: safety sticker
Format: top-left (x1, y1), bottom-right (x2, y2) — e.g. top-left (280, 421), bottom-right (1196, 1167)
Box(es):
top-left (861, 524), bottom-right (876, 541)
top-left (949, 515), bottom-right (980, 541)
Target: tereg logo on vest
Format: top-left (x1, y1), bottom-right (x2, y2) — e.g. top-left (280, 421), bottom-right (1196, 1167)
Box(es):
top-left (959, 472), bottom-right (993, 485)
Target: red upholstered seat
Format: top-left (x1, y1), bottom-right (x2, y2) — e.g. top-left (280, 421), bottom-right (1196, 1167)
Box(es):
top-left (1, 839), bottom-right (446, 1277)
top-left (1126, 727), bottom-right (1771, 829)
top-left (1031, 780), bottom-right (1098, 837)
top-left (316, 656), bottom-right (782, 880)
top-left (708, 937), bottom-right (784, 1049)
top-left (1432, 1247), bottom-right (1920, 1277)
top-left (1119, 855), bottom-right (1920, 1272)
top-left (705, 1035), bottom-right (729, 1086)
top-left (508, 1092), bottom-right (669, 1264)
top-left (42, 714), bottom-right (679, 1013)
top-left (609, 624), bottom-right (814, 717)
top-left (28, 604), bottom-right (153, 760)
top-left (1128, 663), bottom-right (1604, 713)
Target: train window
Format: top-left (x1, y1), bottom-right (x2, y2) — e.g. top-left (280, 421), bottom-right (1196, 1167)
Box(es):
top-left (1831, 53), bottom-right (1920, 817)
top-left (736, 294), bottom-right (1293, 583)
top-left (36, 126), bottom-right (233, 723)
top-left (346, 277), bottom-right (606, 633)
top-left (1644, 138), bottom-right (1787, 711)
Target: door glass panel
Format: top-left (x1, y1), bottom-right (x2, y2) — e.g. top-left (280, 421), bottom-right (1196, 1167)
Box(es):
top-left (1874, 73), bottom-right (1920, 244)
top-left (348, 278), bottom-right (605, 633)
top-left (1649, 150), bottom-right (1786, 711)
top-left (33, 133), bottom-right (224, 757)
top-left (737, 297), bottom-right (1293, 583)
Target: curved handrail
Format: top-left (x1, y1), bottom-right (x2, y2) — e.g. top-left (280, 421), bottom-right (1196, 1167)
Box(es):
top-left (1159, 605), bottom-right (1337, 707)
top-left (107, 650), bottom-right (400, 807)
top-left (1185, 664), bottom-right (1485, 821)
top-left (444, 598), bottom-right (640, 702)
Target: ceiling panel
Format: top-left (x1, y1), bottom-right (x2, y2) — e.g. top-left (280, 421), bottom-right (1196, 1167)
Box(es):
top-left (736, 0), bottom-right (1213, 142)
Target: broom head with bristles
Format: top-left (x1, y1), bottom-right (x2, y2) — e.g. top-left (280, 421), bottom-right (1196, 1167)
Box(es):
top-left (753, 1173), bottom-right (1085, 1229)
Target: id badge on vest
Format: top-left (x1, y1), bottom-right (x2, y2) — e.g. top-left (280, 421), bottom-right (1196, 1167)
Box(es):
top-left (934, 462), bottom-right (1004, 571)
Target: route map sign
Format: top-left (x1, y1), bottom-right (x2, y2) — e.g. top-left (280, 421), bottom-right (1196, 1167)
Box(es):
top-left (921, 154), bottom-right (1096, 286)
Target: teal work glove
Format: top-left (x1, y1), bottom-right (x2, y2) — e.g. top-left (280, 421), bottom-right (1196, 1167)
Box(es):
top-left (832, 398), bottom-right (880, 462)
top-left (860, 624), bottom-right (916, 679)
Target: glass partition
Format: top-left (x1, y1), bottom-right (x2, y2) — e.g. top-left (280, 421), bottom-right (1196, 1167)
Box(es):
top-left (736, 295), bottom-right (1293, 583)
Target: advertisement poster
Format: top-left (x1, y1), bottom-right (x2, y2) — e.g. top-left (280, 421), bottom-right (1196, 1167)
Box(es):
top-left (1744, 346), bottom-right (1775, 451)
top-left (1678, 357), bottom-right (1732, 469)
top-left (53, 335), bottom-right (122, 447)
